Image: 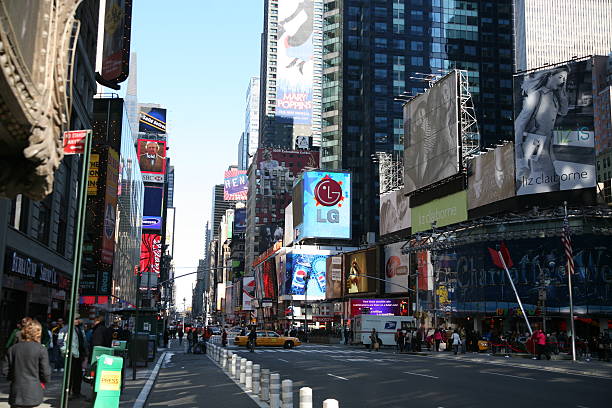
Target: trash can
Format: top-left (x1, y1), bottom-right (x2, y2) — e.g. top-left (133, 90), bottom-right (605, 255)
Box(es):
top-left (93, 353), bottom-right (123, 408)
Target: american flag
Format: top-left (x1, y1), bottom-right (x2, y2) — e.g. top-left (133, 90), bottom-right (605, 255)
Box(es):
top-left (562, 217), bottom-right (574, 275)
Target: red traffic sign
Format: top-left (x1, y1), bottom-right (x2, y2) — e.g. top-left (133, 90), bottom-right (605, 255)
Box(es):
top-left (63, 130), bottom-right (91, 155)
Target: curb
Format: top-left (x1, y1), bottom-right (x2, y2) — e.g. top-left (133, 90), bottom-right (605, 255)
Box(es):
top-left (133, 351), bottom-right (168, 408)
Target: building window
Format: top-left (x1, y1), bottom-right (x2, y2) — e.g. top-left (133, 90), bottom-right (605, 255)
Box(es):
top-left (37, 196), bottom-right (52, 245)
top-left (411, 41), bottom-right (423, 51)
top-left (374, 69), bottom-right (387, 79)
top-left (374, 38), bottom-right (387, 49)
top-left (374, 22), bottom-right (387, 32)
top-left (393, 39), bottom-right (406, 50)
top-left (374, 53), bottom-right (387, 64)
top-left (410, 56), bottom-right (423, 66)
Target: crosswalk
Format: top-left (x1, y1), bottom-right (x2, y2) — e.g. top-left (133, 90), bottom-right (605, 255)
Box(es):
top-left (229, 345), bottom-right (376, 356)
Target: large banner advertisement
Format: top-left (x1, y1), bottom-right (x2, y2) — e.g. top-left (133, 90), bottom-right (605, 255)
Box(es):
top-left (258, 224), bottom-right (284, 254)
top-left (345, 248), bottom-right (377, 295)
top-left (468, 143), bottom-right (515, 209)
top-left (101, 148), bottom-right (119, 264)
top-left (139, 107), bottom-right (167, 134)
top-left (282, 250), bottom-right (329, 300)
top-left (224, 169), bottom-right (248, 200)
top-left (140, 233), bottom-right (161, 275)
top-left (384, 243), bottom-right (409, 294)
top-left (137, 139), bottom-right (167, 183)
top-left (380, 189), bottom-right (410, 236)
top-left (242, 277), bottom-right (255, 311)
top-left (262, 258), bottom-right (277, 298)
top-left (276, 0), bottom-right (314, 125)
top-left (99, 0), bottom-right (132, 85)
top-left (404, 71), bottom-right (460, 193)
top-left (234, 208), bottom-right (247, 233)
top-left (325, 256), bottom-right (343, 299)
top-left (514, 60), bottom-right (596, 195)
top-left (411, 190), bottom-right (468, 233)
top-left (296, 171), bottom-right (351, 240)
top-left (143, 185), bottom-right (164, 217)
top-left (350, 299), bottom-right (402, 317)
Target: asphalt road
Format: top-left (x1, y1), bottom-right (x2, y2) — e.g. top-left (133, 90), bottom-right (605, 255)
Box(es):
top-left (226, 344), bottom-right (610, 408)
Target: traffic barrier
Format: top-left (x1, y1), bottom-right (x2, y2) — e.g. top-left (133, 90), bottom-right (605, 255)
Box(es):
top-left (240, 358), bottom-right (247, 384)
top-left (226, 351), bottom-right (233, 373)
top-left (261, 368), bottom-right (270, 401)
top-left (246, 361), bottom-right (253, 390)
top-left (282, 379), bottom-right (293, 408)
top-left (253, 364), bottom-right (261, 395)
top-left (299, 387), bottom-right (312, 408)
top-left (270, 373), bottom-right (281, 408)
top-left (231, 354), bottom-right (237, 378)
top-left (221, 349), bottom-right (227, 368)
top-left (322, 399), bottom-right (339, 408)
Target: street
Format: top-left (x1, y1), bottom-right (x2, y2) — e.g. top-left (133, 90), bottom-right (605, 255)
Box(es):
top-left (190, 343), bottom-right (610, 408)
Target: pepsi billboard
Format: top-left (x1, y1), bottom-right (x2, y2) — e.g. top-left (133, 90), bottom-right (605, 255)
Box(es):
top-left (282, 251), bottom-right (328, 301)
top-left (296, 171), bottom-right (351, 240)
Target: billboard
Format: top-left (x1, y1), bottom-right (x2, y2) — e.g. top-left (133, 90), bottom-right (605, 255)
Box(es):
top-left (101, 148), bottom-right (119, 264)
top-left (234, 208), bottom-right (246, 233)
top-left (325, 255), bottom-right (343, 299)
top-left (514, 60), bottom-right (596, 195)
top-left (284, 202), bottom-right (294, 246)
top-left (404, 71), bottom-right (460, 193)
top-left (224, 169), bottom-right (248, 200)
top-left (296, 171), bottom-right (351, 240)
top-left (345, 248), bottom-right (377, 295)
top-left (143, 185), bottom-right (164, 217)
top-left (411, 190), bottom-right (468, 233)
top-left (262, 258), bottom-right (276, 298)
top-left (142, 216), bottom-right (162, 230)
top-left (384, 242), bottom-right (409, 294)
top-left (242, 277), bottom-right (255, 311)
top-left (137, 139), bottom-right (167, 183)
top-left (380, 189), bottom-right (410, 236)
top-left (99, 0), bottom-right (132, 86)
top-left (258, 224), bottom-right (284, 254)
top-left (140, 233), bottom-right (161, 275)
top-left (468, 143), bottom-right (515, 209)
top-left (276, 0), bottom-right (314, 125)
top-left (350, 299), bottom-right (403, 317)
top-left (281, 249), bottom-right (330, 300)
top-left (87, 154), bottom-right (100, 195)
top-left (139, 107), bottom-right (167, 134)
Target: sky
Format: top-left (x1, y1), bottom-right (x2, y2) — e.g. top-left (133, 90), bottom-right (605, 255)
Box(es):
top-left (129, 0), bottom-right (263, 310)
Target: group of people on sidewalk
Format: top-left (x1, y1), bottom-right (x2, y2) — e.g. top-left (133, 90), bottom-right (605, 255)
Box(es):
top-left (390, 327), bottom-right (465, 355)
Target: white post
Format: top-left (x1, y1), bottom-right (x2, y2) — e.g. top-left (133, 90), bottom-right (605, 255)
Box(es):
top-left (499, 252), bottom-right (533, 336)
top-left (231, 354), bottom-right (237, 377)
top-left (253, 364), bottom-right (261, 395)
top-left (261, 368), bottom-right (270, 401)
top-left (299, 387), bottom-right (312, 408)
top-left (221, 350), bottom-right (227, 368)
top-left (246, 361), bottom-right (253, 390)
top-left (322, 399), bottom-right (339, 408)
top-left (270, 373), bottom-right (281, 408)
top-left (282, 379), bottom-right (293, 408)
top-left (226, 352), bottom-right (233, 373)
top-left (240, 358), bottom-right (247, 384)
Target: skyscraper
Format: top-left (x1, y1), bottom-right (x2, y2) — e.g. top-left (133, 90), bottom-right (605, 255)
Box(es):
top-left (211, 184), bottom-right (235, 240)
top-left (514, 0), bottom-right (612, 71)
top-left (321, 0), bottom-right (515, 243)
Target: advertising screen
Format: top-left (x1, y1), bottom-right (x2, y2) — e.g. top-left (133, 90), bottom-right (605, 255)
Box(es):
top-left (325, 256), bottom-right (343, 299)
top-left (87, 154), bottom-right (100, 196)
top-left (242, 277), bottom-right (255, 311)
top-left (137, 139), bottom-right (167, 183)
top-left (101, 148), bottom-right (119, 264)
top-left (224, 169), bottom-right (248, 201)
top-left (468, 143), bottom-right (515, 209)
top-left (345, 248), bottom-right (377, 295)
top-left (350, 299), bottom-right (402, 317)
top-left (100, 0), bottom-right (132, 85)
top-left (411, 190), bottom-right (468, 233)
top-left (143, 185), bottom-right (163, 217)
top-left (380, 189), bottom-right (410, 236)
top-left (138, 107), bottom-right (167, 134)
top-left (297, 171), bottom-right (351, 240)
top-left (140, 233), bottom-right (161, 275)
top-left (384, 242), bottom-right (409, 294)
top-left (282, 250), bottom-right (329, 300)
top-left (234, 208), bottom-right (246, 233)
top-left (404, 71), bottom-right (460, 193)
top-left (262, 258), bottom-right (276, 298)
top-left (276, 0), bottom-right (314, 125)
top-left (142, 216), bottom-right (162, 230)
top-left (258, 224), bottom-right (284, 254)
top-left (514, 60), bottom-right (596, 195)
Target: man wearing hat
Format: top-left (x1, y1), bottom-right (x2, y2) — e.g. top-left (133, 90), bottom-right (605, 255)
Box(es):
top-left (139, 141), bottom-right (164, 172)
top-left (59, 314), bottom-right (89, 398)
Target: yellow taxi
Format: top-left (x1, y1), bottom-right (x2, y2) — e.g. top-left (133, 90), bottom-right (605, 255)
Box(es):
top-left (234, 330), bottom-right (302, 349)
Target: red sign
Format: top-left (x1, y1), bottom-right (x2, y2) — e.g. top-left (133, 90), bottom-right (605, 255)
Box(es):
top-left (63, 130), bottom-right (90, 155)
top-left (314, 176), bottom-right (343, 206)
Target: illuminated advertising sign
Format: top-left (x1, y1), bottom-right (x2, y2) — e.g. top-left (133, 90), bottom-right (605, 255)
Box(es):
top-left (276, 0), bottom-right (314, 125)
top-left (281, 249), bottom-right (329, 301)
top-left (258, 224), bottom-right (284, 254)
top-left (234, 208), bottom-right (246, 233)
top-left (242, 277), bottom-right (255, 311)
top-left (139, 107), bottom-right (167, 134)
top-left (411, 191), bottom-right (468, 233)
top-left (384, 242), bottom-right (409, 294)
top-left (143, 185), bottom-right (163, 217)
top-left (99, 0), bottom-right (132, 85)
top-left (468, 143), bottom-right (515, 209)
top-left (142, 216), bottom-right (162, 230)
top-left (101, 148), bottom-right (119, 264)
top-left (140, 234), bottom-right (161, 275)
top-left (224, 169), bottom-right (248, 201)
top-left (350, 299), bottom-right (403, 317)
top-left (296, 171), bottom-right (351, 240)
top-left (137, 139), bottom-right (166, 183)
top-left (325, 256), bottom-right (343, 299)
top-left (87, 154), bottom-right (100, 195)
top-left (262, 258), bottom-right (276, 298)
top-left (345, 248), bottom-right (377, 295)
top-left (380, 189), bottom-right (410, 236)
top-left (514, 59), bottom-right (596, 195)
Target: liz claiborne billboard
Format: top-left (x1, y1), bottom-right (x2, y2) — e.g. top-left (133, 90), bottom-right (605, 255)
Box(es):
top-left (404, 71), bottom-right (460, 193)
top-left (514, 59), bottom-right (596, 195)
top-left (411, 191), bottom-right (468, 233)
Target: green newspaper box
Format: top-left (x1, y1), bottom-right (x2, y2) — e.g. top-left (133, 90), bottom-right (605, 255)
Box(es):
top-left (93, 353), bottom-right (123, 408)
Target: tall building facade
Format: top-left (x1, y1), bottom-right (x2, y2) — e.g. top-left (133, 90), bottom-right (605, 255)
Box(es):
top-left (514, 0), bottom-right (612, 71)
top-left (259, 0), bottom-right (324, 149)
top-left (211, 184), bottom-right (236, 240)
top-left (240, 77), bottom-right (261, 171)
top-left (321, 0), bottom-right (515, 244)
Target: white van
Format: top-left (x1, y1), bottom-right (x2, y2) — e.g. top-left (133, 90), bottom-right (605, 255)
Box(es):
top-left (353, 315), bottom-right (416, 347)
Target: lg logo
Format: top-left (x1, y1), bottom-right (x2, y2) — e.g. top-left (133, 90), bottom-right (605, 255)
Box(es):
top-left (314, 177), bottom-right (343, 206)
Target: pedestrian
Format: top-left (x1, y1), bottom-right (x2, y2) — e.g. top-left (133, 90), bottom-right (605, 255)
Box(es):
top-left (7, 319), bottom-right (52, 408)
top-left (163, 328), bottom-right (170, 348)
top-left (370, 329), bottom-right (380, 352)
top-left (451, 330), bottom-right (462, 355)
top-left (416, 327), bottom-right (423, 352)
top-left (186, 328), bottom-right (194, 353)
top-left (434, 329), bottom-right (443, 352)
top-left (51, 318), bottom-right (65, 372)
top-left (344, 327), bottom-right (350, 345)
top-left (533, 329), bottom-right (550, 360)
top-left (91, 315), bottom-right (113, 353)
top-left (59, 314), bottom-right (88, 399)
top-left (248, 326), bottom-right (257, 352)
top-left (178, 327), bottom-right (184, 345)
top-left (405, 330), bottom-right (413, 352)
top-left (221, 328), bottom-right (228, 347)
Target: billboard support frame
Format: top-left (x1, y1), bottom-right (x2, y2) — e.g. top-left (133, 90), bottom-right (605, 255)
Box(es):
top-left (458, 69), bottom-right (480, 168)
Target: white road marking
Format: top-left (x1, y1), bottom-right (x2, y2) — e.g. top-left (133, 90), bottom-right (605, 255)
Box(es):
top-left (485, 371), bottom-right (535, 380)
top-left (278, 358), bottom-right (289, 363)
top-left (327, 373), bottom-right (349, 381)
top-left (403, 371), bottom-right (439, 379)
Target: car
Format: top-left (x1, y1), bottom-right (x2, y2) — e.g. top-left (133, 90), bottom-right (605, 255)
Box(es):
top-left (234, 330), bottom-right (301, 349)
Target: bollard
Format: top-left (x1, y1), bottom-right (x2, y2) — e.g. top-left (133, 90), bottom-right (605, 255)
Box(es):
top-left (260, 368), bottom-right (270, 401)
top-left (231, 354), bottom-right (237, 377)
top-left (299, 387), bottom-right (312, 408)
top-left (221, 350), bottom-right (227, 368)
top-left (253, 364), bottom-right (261, 395)
top-left (322, 399), bottom-right (339, 408)
top-left (234, 356), bottom-right (241, 380)
top-left (270, 373), bottom-right (281, 408)
top-left (226, 352), bottom-right (233, 373)
top-left (240, 358), bottom-right (247, 384)
top-left (246, 361), bottom-right (253, 390)
top-left (282, 379), bottom-right (293, 408)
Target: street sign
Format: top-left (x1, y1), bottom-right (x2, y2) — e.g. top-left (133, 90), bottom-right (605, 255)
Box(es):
top-left (63, 129), bottom-right (91, 154)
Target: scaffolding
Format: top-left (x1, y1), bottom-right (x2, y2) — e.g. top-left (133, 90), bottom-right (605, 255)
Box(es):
top-left (457, 69), bottom-right (480, 168)
top-left (375, 151), bottom-right (404, 194)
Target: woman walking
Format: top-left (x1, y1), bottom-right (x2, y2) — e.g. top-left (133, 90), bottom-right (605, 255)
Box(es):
top-left (7, 319), bottom-right (52, 408)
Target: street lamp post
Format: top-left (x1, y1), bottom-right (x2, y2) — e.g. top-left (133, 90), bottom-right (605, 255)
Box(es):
top-left (431, 221), bottom-right (438, 329)
top-left (304, 272), bottom-right (310, 342)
